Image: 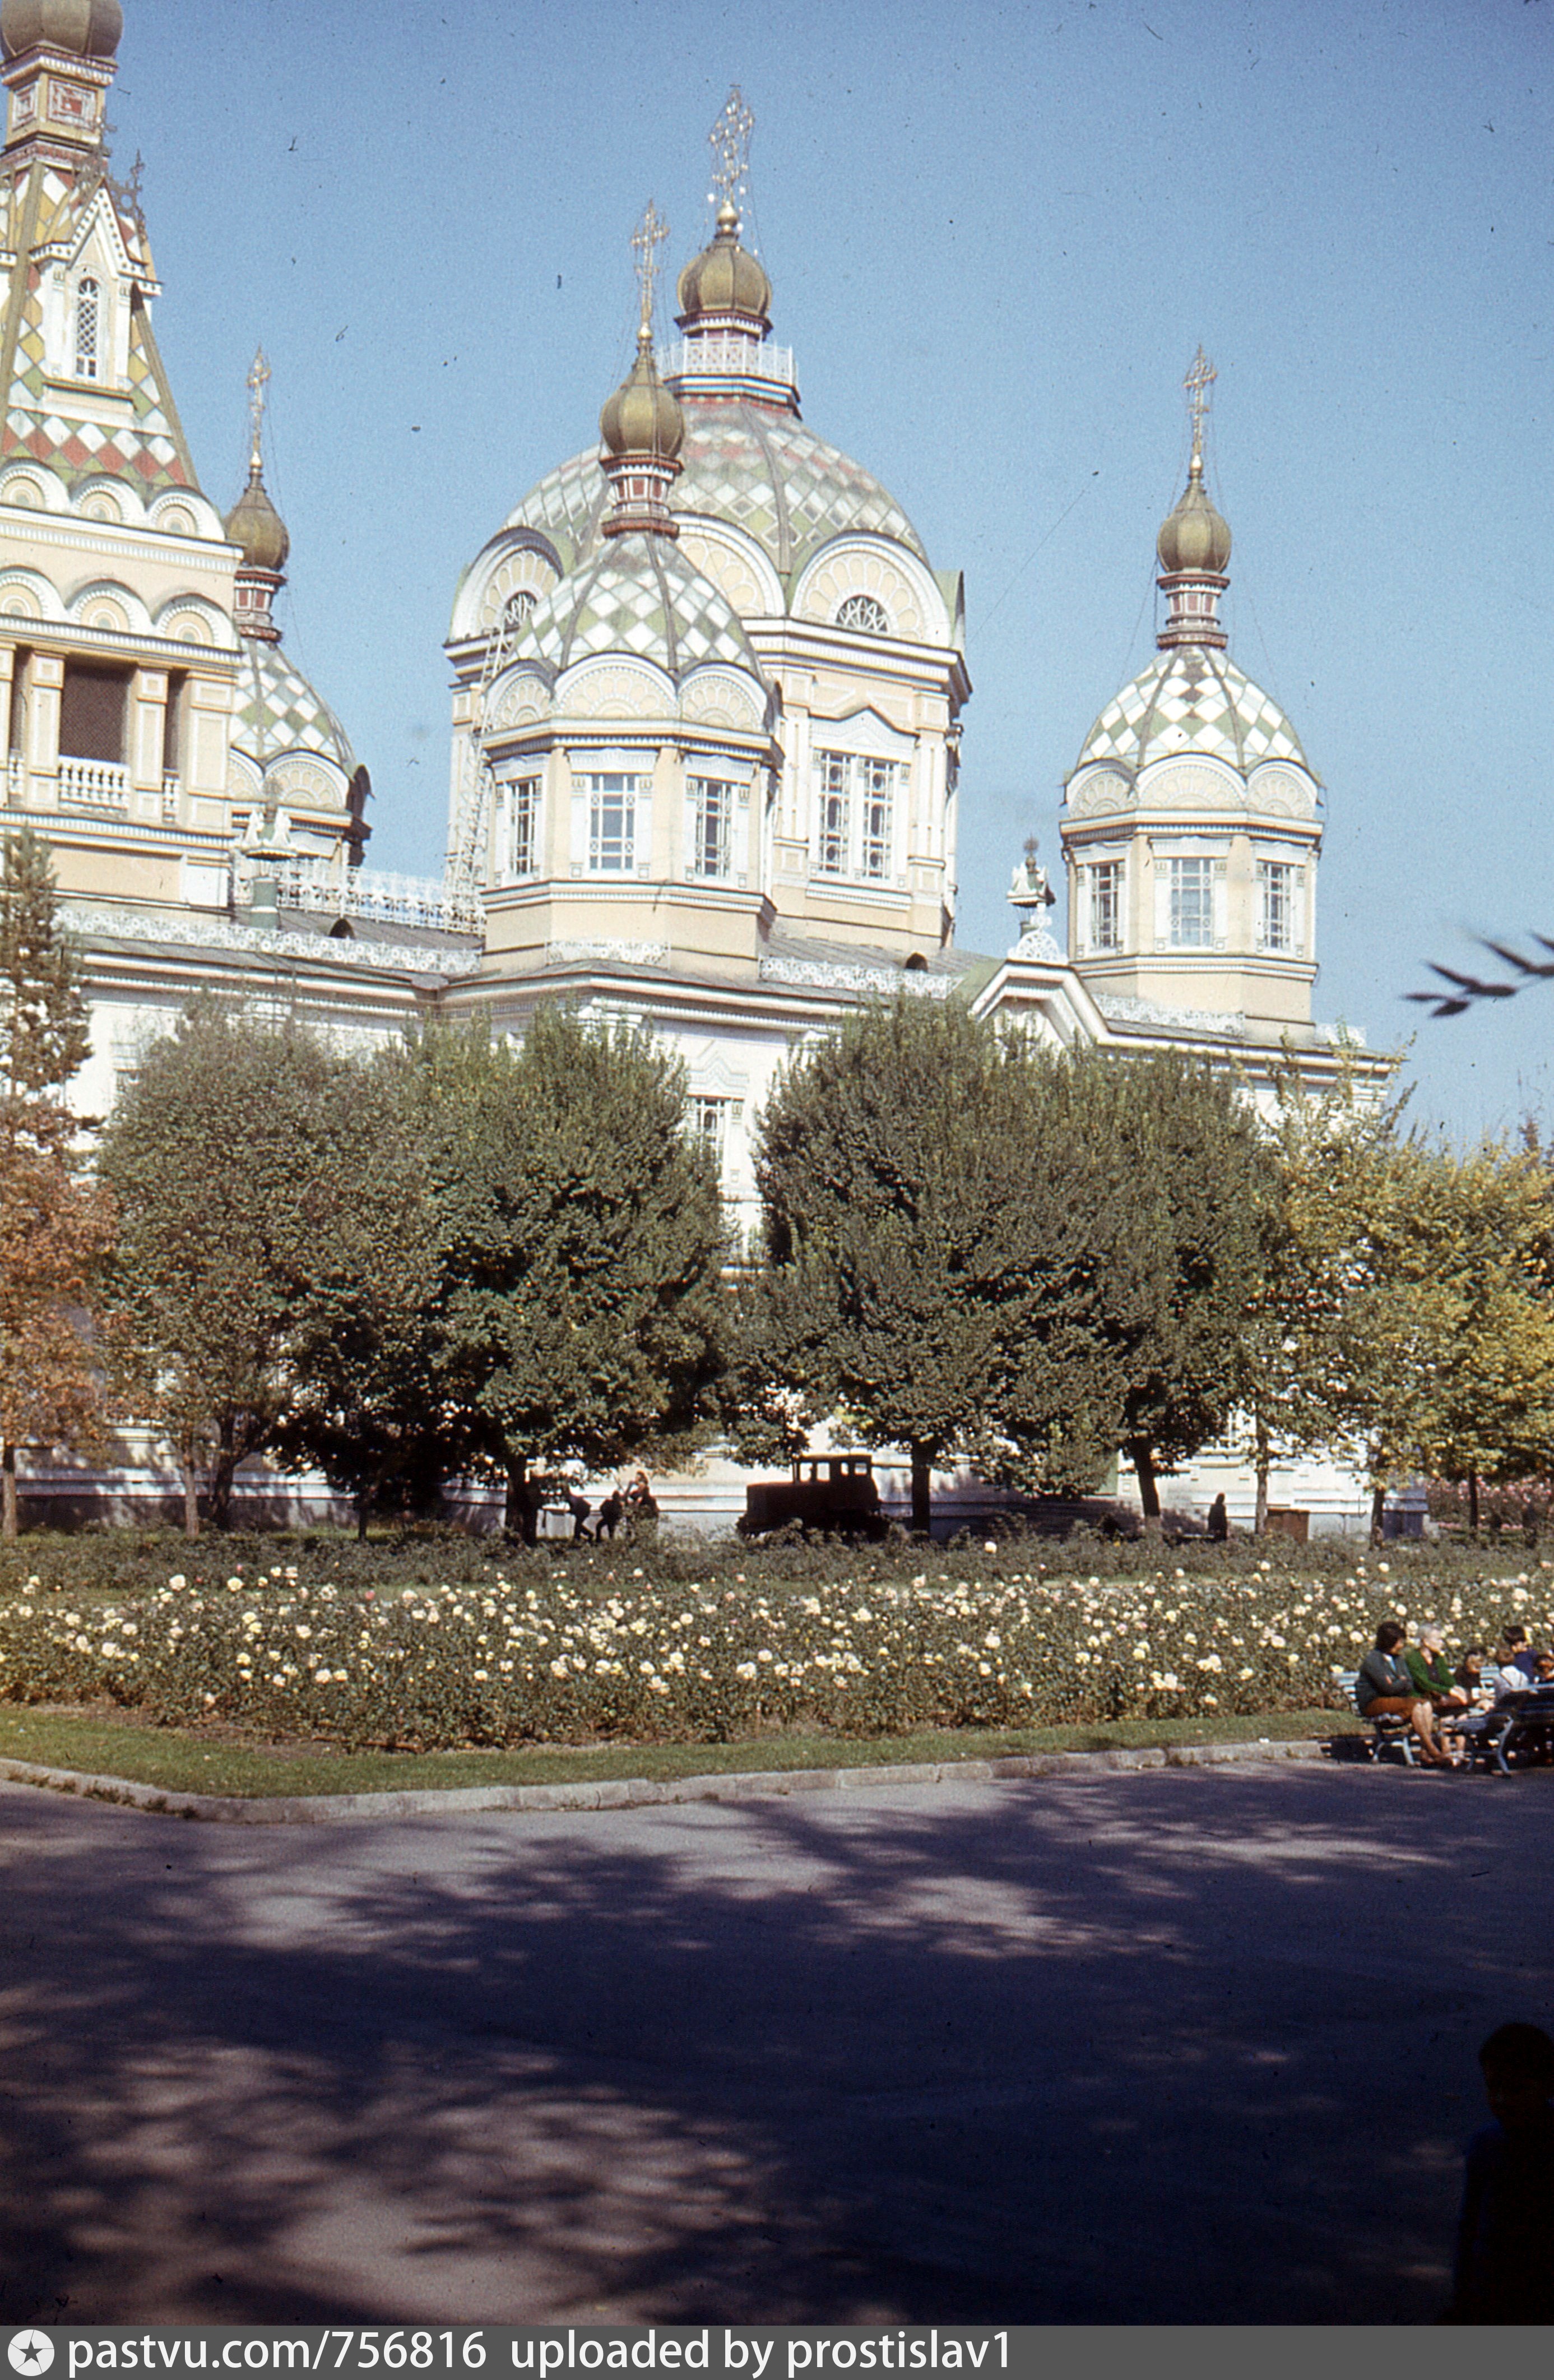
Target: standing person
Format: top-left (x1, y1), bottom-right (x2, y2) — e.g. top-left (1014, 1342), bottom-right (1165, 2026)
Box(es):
top-left (1446, 2023), bottom-right (1554, 2323)
top-left (1205, 1492), bottom-right (1228, 1542)
top-left (566, 1487), bottom-right (592, 1544)
top-left (596, 1488), bottom-right (624, 1541)
top-left (624, 1469), bottom-right (658, 1525)
top-left (1355, 1620), bottom-right (1454, 1765)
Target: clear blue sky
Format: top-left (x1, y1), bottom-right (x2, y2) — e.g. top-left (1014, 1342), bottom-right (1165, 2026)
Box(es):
top-left (107, 0), bottom-right (1554, 1142)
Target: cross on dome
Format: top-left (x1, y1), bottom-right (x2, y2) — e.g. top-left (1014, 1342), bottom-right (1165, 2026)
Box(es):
top-left (629, 201), bottom-right (669, 344)
top-left (1184, 345), bottom-right (1216, 474)
top-left (707, 85), bottom-right (754, 215)
top-left (247, 344), bottom-right (271, 473)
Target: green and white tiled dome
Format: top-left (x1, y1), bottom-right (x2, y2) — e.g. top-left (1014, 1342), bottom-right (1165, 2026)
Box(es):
top-left (234, 639), bottom-right (355, 770)
top-left (1077, 647), bottom-right (1309, 778)
top-left (512, 533), bottom-right (764, 681)
top-left (506, 405), bottom-right (927, 585)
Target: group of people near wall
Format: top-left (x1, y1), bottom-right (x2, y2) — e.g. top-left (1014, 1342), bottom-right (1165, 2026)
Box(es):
top-left (1356, 1618), bottom-right (1551, 1765)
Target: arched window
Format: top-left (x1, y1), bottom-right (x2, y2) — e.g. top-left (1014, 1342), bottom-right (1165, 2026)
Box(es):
top-left (834, 593), bottom-right (889, 636)
top-left (75, 278), bottom-right (100, 381)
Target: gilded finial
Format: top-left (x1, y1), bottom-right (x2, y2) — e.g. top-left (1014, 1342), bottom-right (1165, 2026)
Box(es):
top-left (707, 85), bottom-right (755, 216)
top-left (1184, 345), bottom-right (1216, 478)
top-left (247, 345), bottom-right (271, 475)
top-left (629, 201), bottom-right (669, 349)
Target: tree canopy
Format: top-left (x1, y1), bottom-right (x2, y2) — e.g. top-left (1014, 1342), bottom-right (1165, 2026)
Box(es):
top-left (0, 829), bottom-right (109, 1536)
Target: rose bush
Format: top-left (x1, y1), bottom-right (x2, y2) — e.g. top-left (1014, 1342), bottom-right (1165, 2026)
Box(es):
top-left (2, 1550), bottom-right (1550, 1751)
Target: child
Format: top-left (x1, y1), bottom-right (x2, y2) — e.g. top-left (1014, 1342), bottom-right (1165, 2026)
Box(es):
top-left (1449, 2022), bottom-right (1554, 2323)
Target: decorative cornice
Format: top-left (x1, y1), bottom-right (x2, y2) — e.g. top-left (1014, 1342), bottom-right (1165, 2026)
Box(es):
top-left (758, 954), bottom-right (949, 1000)
top-left (545, 937), bottom-right (670, 969)
top-left (61, 902), bottom-right (478, 981)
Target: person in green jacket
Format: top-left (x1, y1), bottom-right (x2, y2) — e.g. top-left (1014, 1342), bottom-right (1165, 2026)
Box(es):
top-left (1405, 1623), bottom-right (1472, 1711)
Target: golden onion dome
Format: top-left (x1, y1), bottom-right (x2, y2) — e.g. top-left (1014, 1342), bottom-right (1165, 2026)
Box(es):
top-left (1, 0), bottom-right (121, 57)
top-left (1157, 459), bottom-right (1232, 575)
top-left (676, 201), bottom-right (772, 326)
top-left (225, 465), bottom-right (290, 575)
top-left (599, 335), bottom-right (684, 461)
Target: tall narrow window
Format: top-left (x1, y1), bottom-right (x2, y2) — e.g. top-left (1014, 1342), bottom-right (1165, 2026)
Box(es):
top-left (586, 772), bottom-right (639, 872)
top-left (1167, 856), bottom-right (1214, 947)
top-left (75, 277), bottom-right (100, 381)
top-left (1258, 859), bottom-right (1296, 952)
top-left (859, 758), bottom-right (894, 880)
top-left (161, 672), bottom-right (186, 779)
top-left (688, 1095), bottom-right (739, 1164)
top-left (1089, 860), bottom-right (1122, 951)
top-left (501, 775), bottom-right (541, 878)
top-left (689, 776), bottom-right (734, 879)
top-left (8, 650), bottom-right (28, 758)
top-left (817, 751), bottom-right (850, 876)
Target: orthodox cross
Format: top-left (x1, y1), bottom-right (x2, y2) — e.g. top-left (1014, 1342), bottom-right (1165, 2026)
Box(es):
top-left (1185, 345), bottom-right (1216, 470)
top-left (630, 201), bottom-right (669, 341)
top-left (707, 85), bottom-right (754, 212)
top-left (247, 345), bottom-right (271, 473)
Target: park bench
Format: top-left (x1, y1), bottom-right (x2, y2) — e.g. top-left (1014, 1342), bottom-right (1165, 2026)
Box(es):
top-left (1333, 1668), bottom-right (1417, 1764)
top-left (1335, 1669), bottom-right (1554, 1774)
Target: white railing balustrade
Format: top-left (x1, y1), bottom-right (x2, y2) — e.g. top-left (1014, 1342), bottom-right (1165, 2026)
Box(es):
top-left (58, 757), bottom-right (128, 811)
top-left (657, 337), bottom-right (795, 387)
top-left (236, 860), bottom-right (485, 937)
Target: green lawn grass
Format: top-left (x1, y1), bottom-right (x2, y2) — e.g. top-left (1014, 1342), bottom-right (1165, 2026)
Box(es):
top-left (0, 1701), bottom-right (1365, 1800)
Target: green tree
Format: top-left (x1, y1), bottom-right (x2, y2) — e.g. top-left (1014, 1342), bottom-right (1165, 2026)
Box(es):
top-left (268, 1055), bottom-right (451, 1539)
top-left (1238, 1056), bottom-right (1408, 1532)
top-left (1064, 1047), bottom-right (1279, 1525)
top-left (0, 827), bottom-right (110, 1536)
top-left (410, 1008), bottom-right (729, 1535)
top-left (97, 1003), bottom-right (352, 1534)
top-left (751, 999), bottom-right (1125, 1532)
top-left (1353, 1136), bottom-right (1554, 1532)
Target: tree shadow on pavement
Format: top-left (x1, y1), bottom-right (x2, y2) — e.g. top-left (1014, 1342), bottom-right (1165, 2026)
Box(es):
top-left (1, 1763), bottom-right (1550, 2325)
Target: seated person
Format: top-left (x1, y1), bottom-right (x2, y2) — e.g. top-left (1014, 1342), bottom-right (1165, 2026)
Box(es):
top-left (1356, 1620), bottom-right (1454, 1765)
top-left (1405, 1624), bottom-right (1471, 1711)
top-left (1534, 1650), bottom-right (1554, 1689)
top-left (1455, 1646), bottom-right (1491, 1705)
top-left (1487, 1628), bottom-right (1536, 1696)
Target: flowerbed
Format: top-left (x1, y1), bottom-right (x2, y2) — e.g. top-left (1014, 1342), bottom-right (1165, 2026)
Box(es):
top-left (2, 1553), bottom-right (1551, 1752)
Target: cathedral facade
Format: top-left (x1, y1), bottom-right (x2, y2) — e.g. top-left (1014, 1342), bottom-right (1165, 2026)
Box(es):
top-left (0, 4), bottom-right (1387, 1531)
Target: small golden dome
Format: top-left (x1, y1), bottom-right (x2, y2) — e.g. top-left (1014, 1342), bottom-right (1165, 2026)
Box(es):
top-left (599, 335), bottom-right (684, 461)
top-left (1157, 459), bottom-right (1232, 575)
top-left (1, 0), bottom-right (121, 58)
top-left (225, 465), bottom-right (290, 574)
top-left (676, 201), bottom-right (772, 326)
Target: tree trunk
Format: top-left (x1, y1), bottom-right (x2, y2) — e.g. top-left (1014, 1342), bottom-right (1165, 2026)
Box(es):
top-left (1369, 1483), bottom-right (1386, 1548)
top-left (182, 1457), bottom-right (201, 1540)
top-left (505, 1455), bottom-right (537, 1546)
top-left (356, 1489), bottom-right (371, 1544)
top-left (1128, 1439), bottom-right (1162, 1531)
top-left (2, 1442), bottom-right (16, 1543)
top-left (1468, 1471), bottom-right (1481, 1535)
top-left (908, 1443), bottom-right (934, 1537)
top-left (1254, 1416), bottom-right (1271, 1538)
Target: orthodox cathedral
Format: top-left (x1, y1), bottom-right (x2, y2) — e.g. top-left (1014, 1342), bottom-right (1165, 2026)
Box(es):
top-left (0, 2), bottom-right (1386, 1529)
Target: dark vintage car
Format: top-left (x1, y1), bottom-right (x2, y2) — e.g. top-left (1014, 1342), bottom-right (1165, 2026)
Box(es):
top-left (739, 1453), bottom-right (888, 1540)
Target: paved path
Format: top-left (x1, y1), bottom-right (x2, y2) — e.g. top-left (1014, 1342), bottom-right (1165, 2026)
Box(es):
top-left (2, 1761), bottom-right (1551, 2326)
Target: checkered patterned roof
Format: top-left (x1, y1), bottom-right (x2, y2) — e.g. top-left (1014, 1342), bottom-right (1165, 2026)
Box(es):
top-left (234, 639), bottom-right (355, 773)
top-left (504, 401), bottom-right (927, 582)
top-left (0, 168), bottom-right (197, 494)
top-left (513, 534), bottom-right (765, 682)
top-left (1077, 647), bottom-right (1310, 776)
